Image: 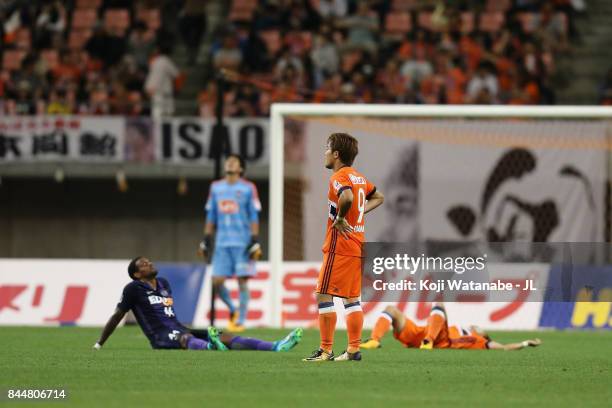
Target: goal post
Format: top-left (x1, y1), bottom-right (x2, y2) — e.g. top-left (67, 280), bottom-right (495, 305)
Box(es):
top-left (269, 103), bottom-right (612, 327)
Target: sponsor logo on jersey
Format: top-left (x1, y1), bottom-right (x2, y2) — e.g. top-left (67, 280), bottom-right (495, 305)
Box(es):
top-left (349, 174), bottom-right (365, 185)
top-left (354, 225), bottom-right (365, 232)
top-left (219, 199), bottom-right (239, 214)
top-left (333, 180), bottom-right (343, 191)
top-left (148, 295), bottom-right (174, 306)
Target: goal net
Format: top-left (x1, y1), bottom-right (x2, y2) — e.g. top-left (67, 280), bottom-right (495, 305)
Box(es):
top-left (268, 104), bottom-right (612, 329)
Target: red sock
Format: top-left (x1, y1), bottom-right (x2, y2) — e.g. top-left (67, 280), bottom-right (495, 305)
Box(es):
top-left (318, 301), bottom-right (336, 352)
top-left (344, 301), bottom-right (363, 353)
top-left (425, 307), bottom-right (446, 342)
top-left (371, 312), bottom-right (392, 341)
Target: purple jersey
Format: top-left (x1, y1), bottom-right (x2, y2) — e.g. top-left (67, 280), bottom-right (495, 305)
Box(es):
top-left (117, 277), bottom-right (185, 348)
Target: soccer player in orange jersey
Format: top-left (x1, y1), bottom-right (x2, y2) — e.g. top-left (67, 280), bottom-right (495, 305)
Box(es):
top-left (303, 133), bottom-right (385, 362)
top-left (362, 303), bottom-right (542, 351)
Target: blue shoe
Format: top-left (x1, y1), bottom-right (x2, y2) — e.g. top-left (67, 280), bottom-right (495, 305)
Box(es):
top-left (207, 326), bottom-right (228, 351)
top-left (273, 328), bottom-right (303, 352)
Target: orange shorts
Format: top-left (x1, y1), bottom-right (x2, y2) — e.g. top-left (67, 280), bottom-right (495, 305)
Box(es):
top-left (316, 252), bottom-right (362, 298)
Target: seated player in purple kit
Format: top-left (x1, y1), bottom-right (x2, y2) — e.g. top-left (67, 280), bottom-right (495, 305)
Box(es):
top-left (93, 256), bottom-right (302, 352)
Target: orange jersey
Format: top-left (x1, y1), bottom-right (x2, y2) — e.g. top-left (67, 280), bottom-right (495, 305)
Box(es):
top-left (395, 320), bottom-right (490, 350)
top-left (322, 166), bottom-right (376, 257)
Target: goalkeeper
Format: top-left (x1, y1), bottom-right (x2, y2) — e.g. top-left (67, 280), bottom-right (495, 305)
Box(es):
top-left (198, 154), bottom-right (262, 332)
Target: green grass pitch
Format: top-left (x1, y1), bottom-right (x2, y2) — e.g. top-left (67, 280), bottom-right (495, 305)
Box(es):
top-left (1, 326), bottom-right (611, 407)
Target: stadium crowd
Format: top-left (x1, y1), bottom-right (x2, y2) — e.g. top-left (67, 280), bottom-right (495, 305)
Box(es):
top-left (0, 0), bottom-right (590, 116)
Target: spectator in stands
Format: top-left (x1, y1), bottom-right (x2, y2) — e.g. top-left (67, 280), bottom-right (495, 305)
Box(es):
top-left (335, 0), bottom-right (379, 53)
top-left (179, 0), bottom-right (207, 65)
top-left (86, 25), bottom-right (127, 68)
top-left (128, 21), bottom-right (156, 71)
top-left (213, 32), bottom-right (243, 71)
top-left (318, 0), bottom-right (348, 19)
top-left (47, 87), bottom-right (73, 114)
top-left (145, 37), bottom-right (181, 118)
top-left (242, 26), bottom-right (270, 73)
top-left (34, 1), bottom-right (66, 49)
top-left (466, 62), bottom-right (499, 104)
top-left (310, 33), bottom-right (339, 88)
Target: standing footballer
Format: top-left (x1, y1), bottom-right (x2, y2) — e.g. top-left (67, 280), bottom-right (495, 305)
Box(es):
top-left (198, 154), bottom-right (262, 332)
top-left (303, 133), bottom-right (384, 362)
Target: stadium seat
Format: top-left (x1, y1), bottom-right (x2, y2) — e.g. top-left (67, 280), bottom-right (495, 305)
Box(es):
top-left (41, 50), bottom-right (60, 70)
top-left (136, 8), bottom-right (161, 31)
top-left (385, 12), bottom-right (412, 35)
top-left (104, 9), bottom-right (130, 35)
top-left (260, 30), bottom-right (282, 56)
top-left (72, 8), bottom-right (98, 30)
top-left (417, 12), bottom-right (435, 31)
top-left (69, 29), bottom-right (93, 49)
top-left (479, 12), bottom-right (505, 32)
top-left (229, 8), bottom-right (255, 22)
top-left (76, 0), bottom-right (102, 9)
top-left (391, 0), bottom-right (417, 12)
top-left (517, 13), bottom-right (534, 32)
top-left (460, 12), bottom-right (475, 33)
top-left (485, 0), bottom-right (511, 12)
top-left (2, 50), bottom-right (25, 71)
top-left (14, 28), bottom-right (31, 50)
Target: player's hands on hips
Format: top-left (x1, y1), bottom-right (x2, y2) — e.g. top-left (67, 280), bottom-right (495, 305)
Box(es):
top-left (332, 216), bottom-right (353, 239)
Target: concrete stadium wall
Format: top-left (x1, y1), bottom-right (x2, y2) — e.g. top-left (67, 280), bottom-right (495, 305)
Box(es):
top-left (0, 177), bottom-right (269, 261)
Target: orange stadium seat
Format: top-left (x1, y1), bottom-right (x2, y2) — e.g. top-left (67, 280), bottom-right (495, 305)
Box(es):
top-left (460, 12), bottom-right (475, 33)
top-left (391, 0), bottom-right (417, 12)
top-left (229, 8), bottom-right (255, 22)
top-left (14, 28), bottom-right (31, 50)
top-left (486, 0), bottom-right (511, 12)
top-left (136, 8), bottom-right (161, 31)
top-left (2, 50), bottom-right (25, 71)
top-left (104, 9), bottom-right (130, 35)
top-left (479, 12), bottom-right (505, 32)
top-left (417, 12), bottom-right (436, 31)
top-left (385, 12), bottom-right (412, 35)
top-left (76, 0), bottom-right (102, 9)
top-left (69, 29), bottom-right (93, 49)
top-left (260, 30), bottom-right (282, 56)
top-left (41, 49), bottom-right (59, 70)
top-left (72, 8), bottom-right (98, 30)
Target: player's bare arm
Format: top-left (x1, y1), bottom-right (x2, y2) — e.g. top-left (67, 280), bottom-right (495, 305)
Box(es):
top-left (365, 190), bottom-right (384, 214)
top-left (93, 307), bottom-right (126, 349)
top-left (332, 189), bottom-right (354, 239)
top-left (487, 338), bottom-right (542, 351)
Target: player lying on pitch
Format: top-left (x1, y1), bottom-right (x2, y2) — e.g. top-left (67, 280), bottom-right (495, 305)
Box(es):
top-left (361, 304), bottom-right (541, 351)
top-left (93, 256), bottom-right (302, 352)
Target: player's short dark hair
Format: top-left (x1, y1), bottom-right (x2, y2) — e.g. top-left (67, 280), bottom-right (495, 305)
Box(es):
top-left (128, 256), bottom-right (143, 280)
top-left (227, 153), bottom-right (246, 174)
top-left (328, 133), bottom-right (359, 166)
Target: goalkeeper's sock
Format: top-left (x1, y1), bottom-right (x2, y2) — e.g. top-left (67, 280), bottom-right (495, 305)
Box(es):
top-left (186, 336), bottom-right (210, 350)
top-left (371, 311), bottom-right (393, 341)
top-left (344, 301), bottom-right (363, 353)
top-left (318, 302), bottom-right (337, 353)
top-left (238, 287), bottom-right (250, 326)
top-left (424, 306), bottom-right (446, 343)
top-left (217, 284), bottom-right (235, 314)
top-left (229, 336), bottom-right (274, 351)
